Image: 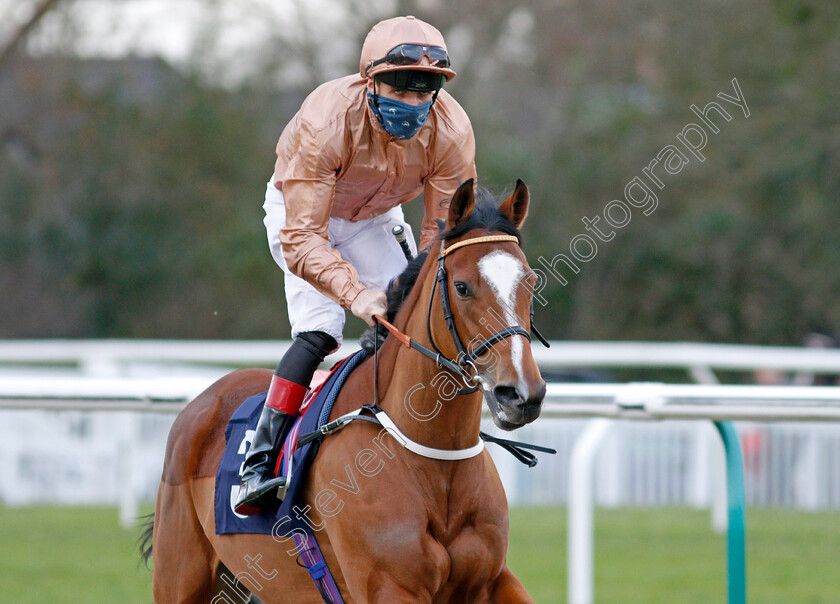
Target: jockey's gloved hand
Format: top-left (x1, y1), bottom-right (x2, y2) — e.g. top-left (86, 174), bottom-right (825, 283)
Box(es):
top-left (350, 288), bottom-right (387, 326)
top-left (360, 323), bottom-right (387, 354)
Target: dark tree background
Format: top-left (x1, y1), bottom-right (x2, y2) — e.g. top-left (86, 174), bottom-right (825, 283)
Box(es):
top-left (1, 0), bottom-right (838, 344)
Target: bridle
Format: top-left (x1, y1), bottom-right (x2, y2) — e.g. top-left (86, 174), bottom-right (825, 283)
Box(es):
top-left (296, 232), bottom-right (556, 464)
top-left (377, 234), bottom-right (550, 395)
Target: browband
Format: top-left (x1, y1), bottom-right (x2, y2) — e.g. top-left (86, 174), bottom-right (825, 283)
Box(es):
top-left (439, 234), bottom-right (520, 257)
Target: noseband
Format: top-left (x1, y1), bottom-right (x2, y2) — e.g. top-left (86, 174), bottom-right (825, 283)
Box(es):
top-left (377, 234), bottom-right (549, 395)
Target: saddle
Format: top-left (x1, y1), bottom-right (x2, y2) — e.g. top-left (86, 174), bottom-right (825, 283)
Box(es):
top-left (214, 349), bottom-right (369, 536)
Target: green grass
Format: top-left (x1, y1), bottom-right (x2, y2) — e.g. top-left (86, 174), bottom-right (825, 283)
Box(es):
top-left (506, 507), bottom-right (840, 603)
top-left (1, 505), bottom-right (839, 603)
top-left (0, 506), bottom-right (154, 604)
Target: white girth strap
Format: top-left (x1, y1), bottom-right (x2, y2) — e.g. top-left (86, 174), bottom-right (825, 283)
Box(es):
top-left (333, 407), bottom-right (485, 461)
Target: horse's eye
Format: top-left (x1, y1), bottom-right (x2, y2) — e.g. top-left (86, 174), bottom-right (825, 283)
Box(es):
top-left (454, 282), bottom-right (471, 298)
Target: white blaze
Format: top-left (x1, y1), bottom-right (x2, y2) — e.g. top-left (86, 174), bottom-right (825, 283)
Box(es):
top-left (478, 250), bottom-right (527, 396)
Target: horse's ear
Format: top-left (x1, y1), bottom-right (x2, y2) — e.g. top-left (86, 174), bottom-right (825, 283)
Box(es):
top-left (499, 179), bottom-right (529, 229)
top-left (446, 179), bottom-right (476, 230)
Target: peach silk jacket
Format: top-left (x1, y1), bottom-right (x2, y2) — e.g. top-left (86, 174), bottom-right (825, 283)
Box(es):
top-left (273, 74), bottom-right (477, 309)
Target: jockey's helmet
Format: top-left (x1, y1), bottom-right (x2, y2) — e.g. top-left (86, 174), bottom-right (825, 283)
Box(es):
top-left (360, 16), bottom-right (456, 90)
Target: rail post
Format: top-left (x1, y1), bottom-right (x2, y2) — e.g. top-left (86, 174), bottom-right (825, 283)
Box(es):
top-left (567, 419), bottom-right (614, 604)
top-left (713, 421), bottom-right (746, 604)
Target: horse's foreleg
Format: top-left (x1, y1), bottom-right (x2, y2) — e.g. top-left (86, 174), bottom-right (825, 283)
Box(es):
top-left (489, 566), bottom-right (535, 604)
top-left (365, 580), bottom-right (432, 604)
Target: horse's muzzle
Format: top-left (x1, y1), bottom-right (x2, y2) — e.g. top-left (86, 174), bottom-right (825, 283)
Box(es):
top-left (491, 381), bottom-right (546, 429)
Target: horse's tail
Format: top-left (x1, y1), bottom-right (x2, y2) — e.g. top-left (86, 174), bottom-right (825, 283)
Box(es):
top-left (138, 512), bottom-right (155, 567)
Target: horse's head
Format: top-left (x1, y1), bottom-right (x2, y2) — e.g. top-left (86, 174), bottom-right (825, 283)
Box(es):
top-left (434, 179), bottom-right (547, 430)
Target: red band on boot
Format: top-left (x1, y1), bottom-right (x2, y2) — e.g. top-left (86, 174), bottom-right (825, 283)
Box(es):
top-left (264, 375), bottom-right (309, 414)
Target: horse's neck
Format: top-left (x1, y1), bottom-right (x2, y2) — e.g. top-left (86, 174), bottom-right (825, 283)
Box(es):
top-left (373, 268), bottom-right (484, 451)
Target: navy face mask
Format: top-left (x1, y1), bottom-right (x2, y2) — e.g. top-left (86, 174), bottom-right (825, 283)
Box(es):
top-left (367, 92), bottom-right (433, 140)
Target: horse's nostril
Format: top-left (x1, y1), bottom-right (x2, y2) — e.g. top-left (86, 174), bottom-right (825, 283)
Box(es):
top-left (493, 385), bottom-right (521, 407)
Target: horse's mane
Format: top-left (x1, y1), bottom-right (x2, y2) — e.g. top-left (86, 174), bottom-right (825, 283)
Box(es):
top-left (385, 250), bottom-right (429, 322)
top-left (383, 189), bottom-right (521, 323)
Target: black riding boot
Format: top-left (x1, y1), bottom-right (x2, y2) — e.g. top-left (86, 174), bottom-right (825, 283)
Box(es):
top-left (234, 403), bottom-right (296, 515)
top-left (234, 331), bottom-right (337, 515)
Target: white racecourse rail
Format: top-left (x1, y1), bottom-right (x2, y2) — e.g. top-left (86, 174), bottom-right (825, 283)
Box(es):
top-left (5, 338), bottom-right (840, 376)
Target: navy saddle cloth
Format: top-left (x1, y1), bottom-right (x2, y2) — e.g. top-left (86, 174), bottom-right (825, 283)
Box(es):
top-left (214, 349), bottom-right (368, 535)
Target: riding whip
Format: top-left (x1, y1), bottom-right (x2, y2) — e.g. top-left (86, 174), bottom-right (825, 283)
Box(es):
top-left (392, 225), bottom-right (414, 261)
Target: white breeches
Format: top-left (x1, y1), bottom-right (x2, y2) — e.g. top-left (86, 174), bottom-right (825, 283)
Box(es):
top-left (263, 180), bottom-right (418, 348)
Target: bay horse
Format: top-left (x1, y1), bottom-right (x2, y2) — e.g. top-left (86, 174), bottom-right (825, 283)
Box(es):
top-left (144, 179), bottom-right (547, 603)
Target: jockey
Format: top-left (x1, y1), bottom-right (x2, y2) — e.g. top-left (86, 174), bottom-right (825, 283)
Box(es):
top-left (235, 15), bottom-right (477, 515)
